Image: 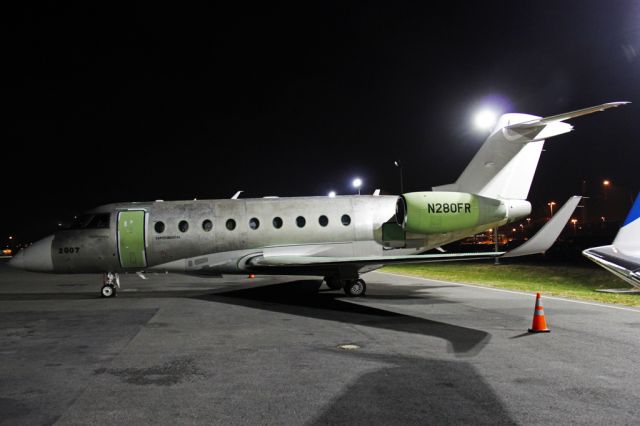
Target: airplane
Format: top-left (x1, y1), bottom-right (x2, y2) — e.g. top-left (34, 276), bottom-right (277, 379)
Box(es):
top-left (8, 102), bottom-right (628, 297)
top-left (583, 193), bottom-right (640, 289)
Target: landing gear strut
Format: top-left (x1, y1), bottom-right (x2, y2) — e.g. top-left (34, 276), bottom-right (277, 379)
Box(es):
top-left (342, 278), bottom-right (367, 297)
top-left (101, 272), bottom-right (120, 298)
top-left (325, 276), bottom-right (343, 291)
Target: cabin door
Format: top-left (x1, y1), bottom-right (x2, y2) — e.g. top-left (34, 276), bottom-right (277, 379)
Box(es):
top-left (117, 210), bottom-right (147, 269)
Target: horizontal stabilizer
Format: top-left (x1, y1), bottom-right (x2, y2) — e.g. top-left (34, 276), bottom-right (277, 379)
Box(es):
top-left (515, 101), bottom-right (629, 127)
top-left (503, 196), bottom-right (581, 257)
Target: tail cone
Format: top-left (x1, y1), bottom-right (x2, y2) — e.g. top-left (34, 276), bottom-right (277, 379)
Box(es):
top-left (528, 292), bottom-right (551, 333)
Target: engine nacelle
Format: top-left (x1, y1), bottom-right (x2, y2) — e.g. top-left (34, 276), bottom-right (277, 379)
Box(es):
top-left (396, 191), bottom-right (529, 234)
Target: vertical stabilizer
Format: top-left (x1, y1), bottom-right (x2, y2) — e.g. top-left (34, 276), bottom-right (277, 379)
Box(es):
top-left (613, 194), bottom-right (640, 257)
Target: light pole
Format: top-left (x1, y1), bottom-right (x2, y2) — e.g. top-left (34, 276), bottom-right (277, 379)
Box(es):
top-left (352, 178), bottom-right (362, 195)
top-left (603, 179), bottom-right (610, 200)
top-left (493, 227), bottom-right (500, 265)
top-left (394, 160), bottom-right (404, 194)
top-left (547, 201), bottom-right (556, 218)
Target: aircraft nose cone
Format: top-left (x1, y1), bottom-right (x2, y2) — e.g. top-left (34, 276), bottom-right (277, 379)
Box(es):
top-left (8, 235), bottom-right (54, 272)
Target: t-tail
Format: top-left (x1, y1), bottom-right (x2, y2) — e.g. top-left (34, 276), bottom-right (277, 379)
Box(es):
top-left (394, 102), bottom-right (627, 245)
top-left (583, 193), bottom-right (640, 289)
top-left (433, 102), bottom-right (629, 200)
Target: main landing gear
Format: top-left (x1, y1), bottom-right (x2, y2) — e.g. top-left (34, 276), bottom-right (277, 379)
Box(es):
top-left (325, 276), bottom-right (367, 297)
top-left (101, 272), bottom-right (120, 298)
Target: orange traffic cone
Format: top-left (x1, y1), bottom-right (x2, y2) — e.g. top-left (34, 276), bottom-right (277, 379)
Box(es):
top-left (528, 292), bottom-right (550, 333)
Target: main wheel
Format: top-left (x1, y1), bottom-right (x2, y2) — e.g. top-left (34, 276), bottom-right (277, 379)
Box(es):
top-left (343, 279), bottom-right (366, 297)
top-left (101, 284), bottom-right (117, 298)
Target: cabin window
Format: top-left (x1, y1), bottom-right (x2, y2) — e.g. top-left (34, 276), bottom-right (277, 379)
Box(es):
top-left (319, 215), bottom-right (329, 227)
top-left (88, 214), bottom-right (110, 229)
top-left (341, 214), bottom-right (351, 226)
top-left (202, 219), bottom-right (213, 232)
top-left (273, 217), bottom-right (283, 229)
top-left (154, 221), bottom-right (165, 233)
top-left (226, 219), bottom-right (236, 230)
top-left (178, 220), bottom-right (189, 233)
top-left (249, 218), bottom-right (260, 230)
top-left (296, 216), bottom-right (306, 228)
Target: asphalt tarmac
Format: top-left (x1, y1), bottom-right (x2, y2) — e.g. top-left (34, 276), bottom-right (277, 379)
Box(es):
top-left (1, 261), bottom-right (640, 425)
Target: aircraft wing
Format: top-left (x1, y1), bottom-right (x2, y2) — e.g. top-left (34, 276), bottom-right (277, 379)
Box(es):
top-left (248, 196), bottom-right (580, 270)
top-left (583, 246), bottom-right (640, 289)
top-left (582, 192), bottom-right (640, 289)
top-left (249, 251), bottom-right (503, 268)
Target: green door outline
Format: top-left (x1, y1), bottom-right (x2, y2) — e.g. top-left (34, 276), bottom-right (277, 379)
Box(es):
top-left (118, 210), bottom-right (147, 269)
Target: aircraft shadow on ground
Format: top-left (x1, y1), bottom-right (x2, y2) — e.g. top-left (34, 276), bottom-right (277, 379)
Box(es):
top-left (196, 280), bottom-right (491, 356)
top-left (309, 350), bottom-right (515, 425)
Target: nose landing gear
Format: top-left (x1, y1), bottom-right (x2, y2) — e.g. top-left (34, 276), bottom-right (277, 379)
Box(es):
top-left (101, 272), bottom-right (120, 298)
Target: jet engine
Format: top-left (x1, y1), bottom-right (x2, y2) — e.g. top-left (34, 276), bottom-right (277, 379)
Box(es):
top-left (396, 191), bottom-right (530, 234)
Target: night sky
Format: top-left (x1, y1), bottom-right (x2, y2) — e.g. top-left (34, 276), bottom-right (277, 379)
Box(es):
top-left (3, 2), bottom-right (639, 242)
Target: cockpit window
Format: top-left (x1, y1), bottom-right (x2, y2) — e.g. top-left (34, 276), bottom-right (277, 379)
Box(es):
top-left (70, 213), bottom-right (110, 229)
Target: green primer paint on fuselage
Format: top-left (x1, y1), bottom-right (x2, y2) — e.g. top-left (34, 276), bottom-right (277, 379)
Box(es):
top-left (118, 210), bottom-right (147, 268)
top-left (402, 192), bottom-right (506, 234)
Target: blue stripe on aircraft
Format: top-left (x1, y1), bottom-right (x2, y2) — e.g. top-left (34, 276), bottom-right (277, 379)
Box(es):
top-left (623, 193), bottom-right (640, 227)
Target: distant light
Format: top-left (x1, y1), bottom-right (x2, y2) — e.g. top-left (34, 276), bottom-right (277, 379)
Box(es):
top-left (352, 178), bottom-right (362, 188)
top-left (8, 236), bottom-right (13, 240)
top-left (394, 161), bottom-right (400, 167)
top-left (603, 180), bottom-right (611, 186)
top-left (328, 191), bottom-right (336, 198)
top-left (473, 109), bottom-right (498, 131)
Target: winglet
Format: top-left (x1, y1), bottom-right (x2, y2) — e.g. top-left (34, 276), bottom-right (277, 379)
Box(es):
top-left (231, 191), bottom-right (243, 200)
top-left (503, 196), bottom-right (581, 258)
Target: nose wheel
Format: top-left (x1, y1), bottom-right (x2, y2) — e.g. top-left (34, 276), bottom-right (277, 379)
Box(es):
top-left (343, 278), bottom-right (366, 297)
top-left (101, 272), bottom-right (120, 298)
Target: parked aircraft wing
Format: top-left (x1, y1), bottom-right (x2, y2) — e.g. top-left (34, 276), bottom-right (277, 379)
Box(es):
top-left (582, 246), bottom-right (640, 289)
top-left (248, 196), bottom-right (579, 269)
top-left (249, 251), bottom-right (504, 267)
top-left (582, 193), bottom-right (640, 289)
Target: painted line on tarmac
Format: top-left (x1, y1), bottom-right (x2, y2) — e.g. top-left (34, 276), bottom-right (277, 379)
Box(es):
top-left (377, 271), bottom-right (640, 313)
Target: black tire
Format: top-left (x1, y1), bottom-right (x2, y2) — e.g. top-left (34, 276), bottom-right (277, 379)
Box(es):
top-left (343, 279), bottom-right (366, 297)
top-left (101, 284), bottom-right (116, 298)
top-left (325, 277), bottom-right (343, 290)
